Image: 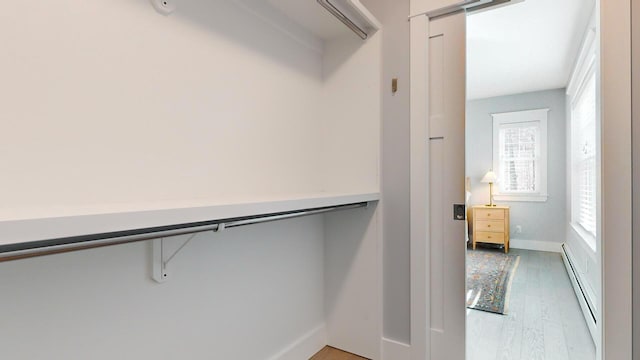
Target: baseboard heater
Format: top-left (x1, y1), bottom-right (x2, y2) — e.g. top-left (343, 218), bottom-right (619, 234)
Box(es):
top-left (561, 244), bottom-right (597, 341)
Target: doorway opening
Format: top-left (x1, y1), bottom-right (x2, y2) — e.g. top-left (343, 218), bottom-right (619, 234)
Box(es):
top-left (464, 1), bottom-right (599, 359)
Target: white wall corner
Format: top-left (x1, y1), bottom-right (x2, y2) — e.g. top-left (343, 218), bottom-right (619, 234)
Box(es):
top-left (509, 239), bottom-right (562, 253)
top-left (382, 338), bottom-right (411, 360)
top-left (266, 324), bottom-right (327, 360)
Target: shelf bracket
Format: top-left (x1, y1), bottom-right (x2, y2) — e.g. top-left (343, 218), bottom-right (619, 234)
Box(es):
top-left (152, 233), bottom-right (198, 283)
top-left (152, 223), bottom-right (226, 283)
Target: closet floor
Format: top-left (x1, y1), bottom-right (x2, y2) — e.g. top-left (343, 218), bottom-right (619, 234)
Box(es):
top-left (466, 248), bottom-right (596, 360)
top-left (310, 346), bottom-right (368, 360)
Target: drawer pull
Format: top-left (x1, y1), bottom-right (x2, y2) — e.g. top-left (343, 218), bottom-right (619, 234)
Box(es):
top-left (487, 225), bottom-right (491, 228)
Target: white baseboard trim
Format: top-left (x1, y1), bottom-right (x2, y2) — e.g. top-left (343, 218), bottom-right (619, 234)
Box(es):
top-left (267, 324), bottom-right (327, 360)
top-left (510, 239), bottom-right (562, 253)
top-left (382, 338), bottom-right (410, 360)
top-left (561, 245), bottom-right (597, 343)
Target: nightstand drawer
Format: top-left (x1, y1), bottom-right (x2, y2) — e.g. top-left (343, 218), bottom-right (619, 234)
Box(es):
top-left (475, 231), bottom-right (505, 244)
top-left (475, 220), bottom-right (505, 232)
top-left (475, 208), bottom-right (505, 220)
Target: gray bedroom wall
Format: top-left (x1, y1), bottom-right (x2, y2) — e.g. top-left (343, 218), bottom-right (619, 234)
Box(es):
top-left (466, 88), bottom-right (567, 245)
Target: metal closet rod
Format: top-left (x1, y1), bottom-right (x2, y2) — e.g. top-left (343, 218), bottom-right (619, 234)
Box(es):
top-left (317, 0), bottom-right (368, 40)
top-left (0, 202), bottom-right (370, 263)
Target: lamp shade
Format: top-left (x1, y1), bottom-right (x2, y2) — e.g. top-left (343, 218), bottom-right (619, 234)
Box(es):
top-left (481, 170), bottom-right (497, 184)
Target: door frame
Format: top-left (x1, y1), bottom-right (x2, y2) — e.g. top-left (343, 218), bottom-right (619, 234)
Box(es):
top-left (598, 0), bottom-right (633, 359)
top-left (408, 0), bottom-right (633, 359)
top-left (409, 13), bottom-right (430, 360)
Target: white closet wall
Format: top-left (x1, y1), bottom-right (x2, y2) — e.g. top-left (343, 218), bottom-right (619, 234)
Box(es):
top-left (319, 15), bottom-right (382, 360)
top-left (321, 33), bottom-right (381, 193)
top-left (0, 0), bottom-right (382, 359)
top-left (0, 217), bottom-right (326, 360)
top-left (1, 0), bottom-right (326, 220)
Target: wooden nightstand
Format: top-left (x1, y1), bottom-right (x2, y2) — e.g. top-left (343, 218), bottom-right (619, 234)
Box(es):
top-left (470, 205), bottom-right (510, 253)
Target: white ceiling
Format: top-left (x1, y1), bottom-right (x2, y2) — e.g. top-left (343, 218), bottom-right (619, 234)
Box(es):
top-left (466, 0), bottom-right (594, 100)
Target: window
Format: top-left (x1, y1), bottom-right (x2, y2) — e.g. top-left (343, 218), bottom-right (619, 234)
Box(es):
top-left (492, 109), bottom-right (548, 202)
top-left (567, 17), bottom-right (597, 250)
top-left (571, 69), bottom-right (597, 238)
top-left (572, 73), bottom-right (596, 236)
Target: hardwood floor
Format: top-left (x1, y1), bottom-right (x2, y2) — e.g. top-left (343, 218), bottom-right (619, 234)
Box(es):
top-left (310, 346), bottom-right (368, 360)
top-left (310, 249), bottom-right (592, 360)
top-left (467, 248), bottom-right (596, 360)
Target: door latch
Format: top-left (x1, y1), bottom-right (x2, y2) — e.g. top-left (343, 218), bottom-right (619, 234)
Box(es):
top-left (453, 204), bottom-right (466, 221)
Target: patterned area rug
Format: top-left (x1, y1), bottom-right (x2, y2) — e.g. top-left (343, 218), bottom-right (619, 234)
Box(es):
top-left (467, 249), bottom-right (520, 314)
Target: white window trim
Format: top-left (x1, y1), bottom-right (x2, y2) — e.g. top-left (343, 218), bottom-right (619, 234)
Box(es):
top-left (566, 12), bottom-right (597, 99)
top-left (492, 108), bottom-right (549, 202)
top-left (567, 9), bottom-right (597, 252)
top-left (571, 222), bottom-right (596, 252)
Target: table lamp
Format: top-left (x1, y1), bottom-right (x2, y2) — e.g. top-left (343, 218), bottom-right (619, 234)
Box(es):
top-left (481, 170), bottom-right (498, 207)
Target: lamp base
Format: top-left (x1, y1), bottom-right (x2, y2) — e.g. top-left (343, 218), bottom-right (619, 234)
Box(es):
top-left (486, 182), bottom-right (495, 207)
top-left (484, 204), bottom-right (497, 207)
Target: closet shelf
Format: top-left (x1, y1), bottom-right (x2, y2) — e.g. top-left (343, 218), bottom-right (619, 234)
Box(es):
top-left (0, 192), bottom-right (379, 261)
top-left (267, 0), bottom-right (380, 39)
top-left (236, 0), bottom-right (380, 52)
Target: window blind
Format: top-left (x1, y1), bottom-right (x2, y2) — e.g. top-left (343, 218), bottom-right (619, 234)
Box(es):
top-left (572, 74), bottom-right (597, 235)
top-left (498, 122), bottom-right (539, 193)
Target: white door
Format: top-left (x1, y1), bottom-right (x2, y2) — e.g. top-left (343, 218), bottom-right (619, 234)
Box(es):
top-left (409, 9), bottom-right (467, 360)
top-left (427, 12), bottom-right (466, 360)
